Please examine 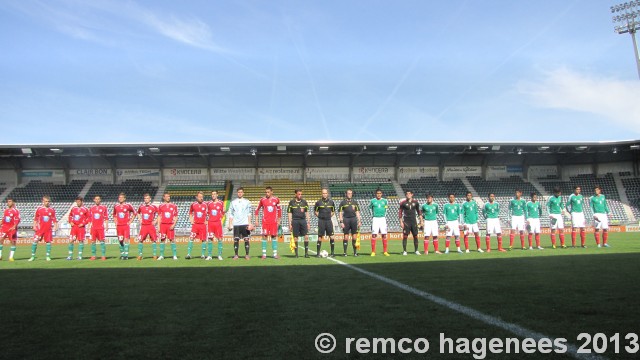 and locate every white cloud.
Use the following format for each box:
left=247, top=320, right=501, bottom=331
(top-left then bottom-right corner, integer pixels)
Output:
left=7, top=0, right=225, bottom=52
left=519, top=68, right=640, bottom=134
